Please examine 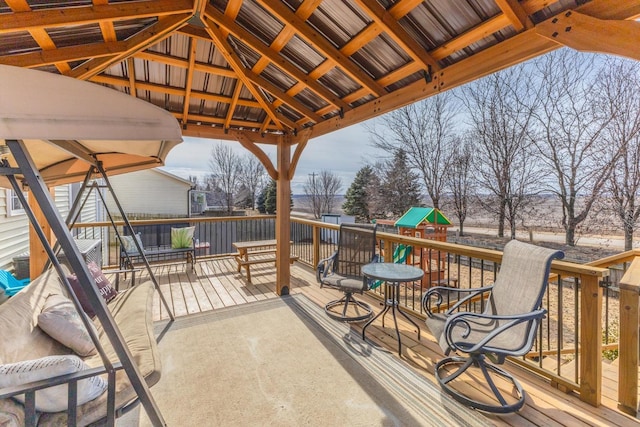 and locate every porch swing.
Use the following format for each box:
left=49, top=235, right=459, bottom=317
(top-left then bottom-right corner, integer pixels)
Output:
left=0, top=64, right=182, bottom=426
